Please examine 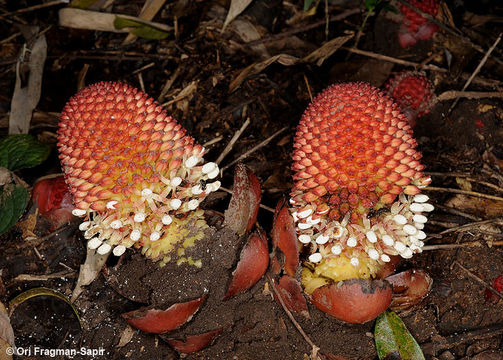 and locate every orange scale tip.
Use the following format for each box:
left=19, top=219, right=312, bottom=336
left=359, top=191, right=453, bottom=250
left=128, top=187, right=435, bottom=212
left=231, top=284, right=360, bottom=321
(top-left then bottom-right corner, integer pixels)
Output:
left=401, top=169, right=416, bottom=178
left=348, top=181, right=358, bottom=193
left=385, top=159, right=400, bottom=169
left=386, top=172, right=402, bottom=183
left=304, top=179, right=319, bottom=189
left=306, top=166, right=319, bottom=175
left=90, top=201, right=106, bottom=211
left=314, top=173, right=328, bottom=184
left=420, top=176, right=432, bottom=186
left=378, top=181, right=393, bottom=192
left=389, top=185, right=403, bottom=195
left=361, top=198, right=376, bottom=208
left=400, top=156, right=414, bottom=165
left=88, top=172, right=104, bottom=183
left=395, top=177, right=412, bottom=186
left=404, top=185, right=421, bottom=195
left=395, top=164, right=409, bottom=173
left=303, top=192, right=318, bottom=203
left=393, top=152, right=406, bottom=161
left=315, top=203, right=330, bottom=214
left=96, top=189, right=114, bottom=200
left=328, top=209, right=340, bottom=220
left=292, top=163, right=305, bottom=171
left=77, top=182, right=94, bottom=192
left=312, top=185, right=327, bottom=197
